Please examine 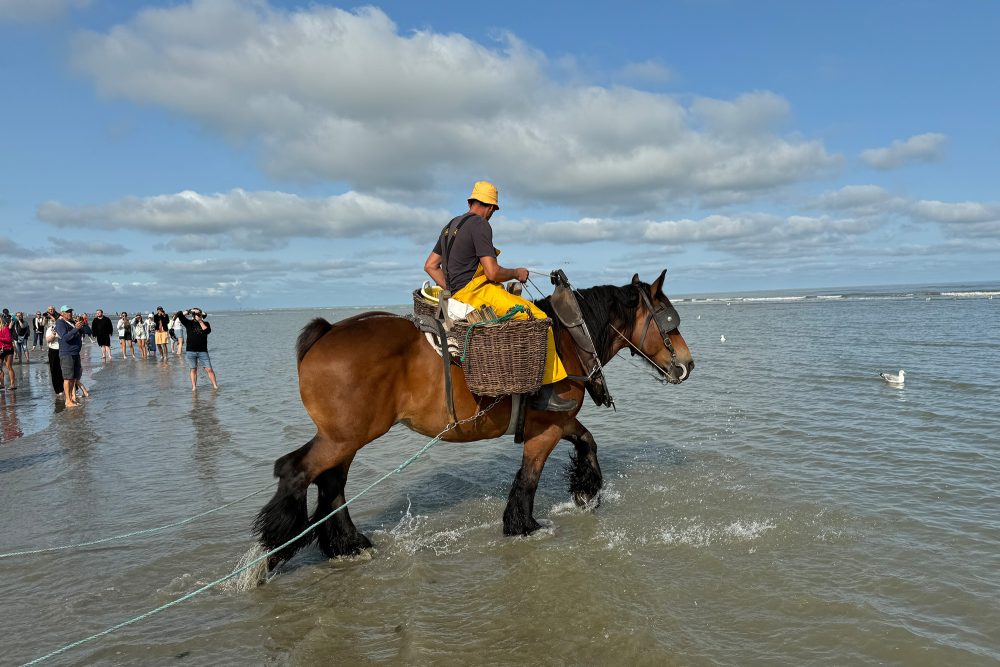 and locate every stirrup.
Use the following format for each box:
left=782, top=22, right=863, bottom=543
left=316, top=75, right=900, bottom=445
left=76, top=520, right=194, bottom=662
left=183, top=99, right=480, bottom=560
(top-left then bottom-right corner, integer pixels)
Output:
left=530, top=384, right=577, bottom=412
